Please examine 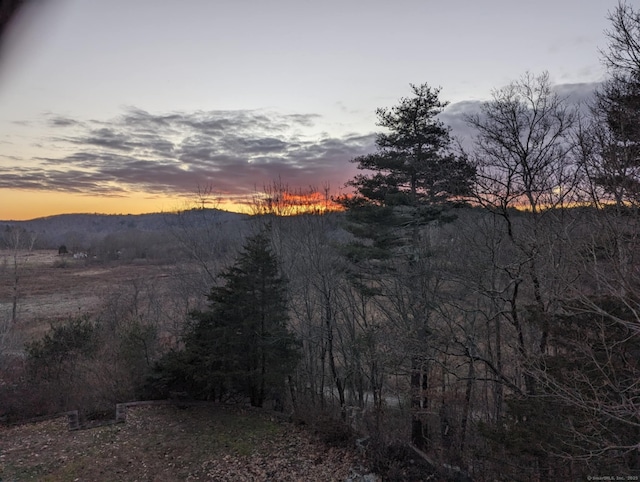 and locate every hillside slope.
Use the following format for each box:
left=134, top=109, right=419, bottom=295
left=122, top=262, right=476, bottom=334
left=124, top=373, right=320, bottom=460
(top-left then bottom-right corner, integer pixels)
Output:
left=0, top=404, right=369, bottom=481
left=0, top=209, right=248, bottom=249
